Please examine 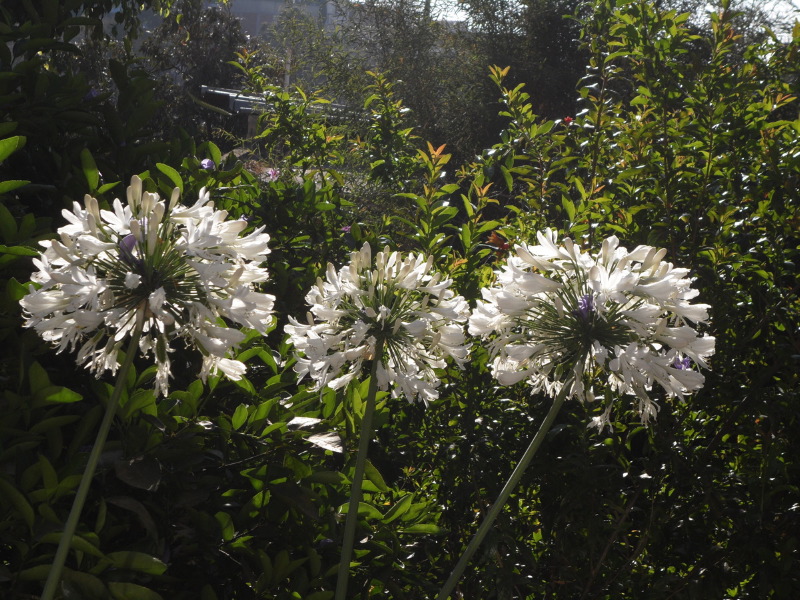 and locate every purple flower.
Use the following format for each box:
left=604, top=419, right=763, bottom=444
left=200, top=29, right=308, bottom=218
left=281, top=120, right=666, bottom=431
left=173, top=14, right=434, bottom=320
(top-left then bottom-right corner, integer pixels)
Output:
left=672, top=356, right=692, bottom=370
left=119, top=234, right=138, bottom=266
left=341, top=225, right=352, bottom=233
left=200, top=159, right=216, bottom=171
left=574, top=294, right=595, bottom=321
left=265, top=167, right=279, bottom=182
